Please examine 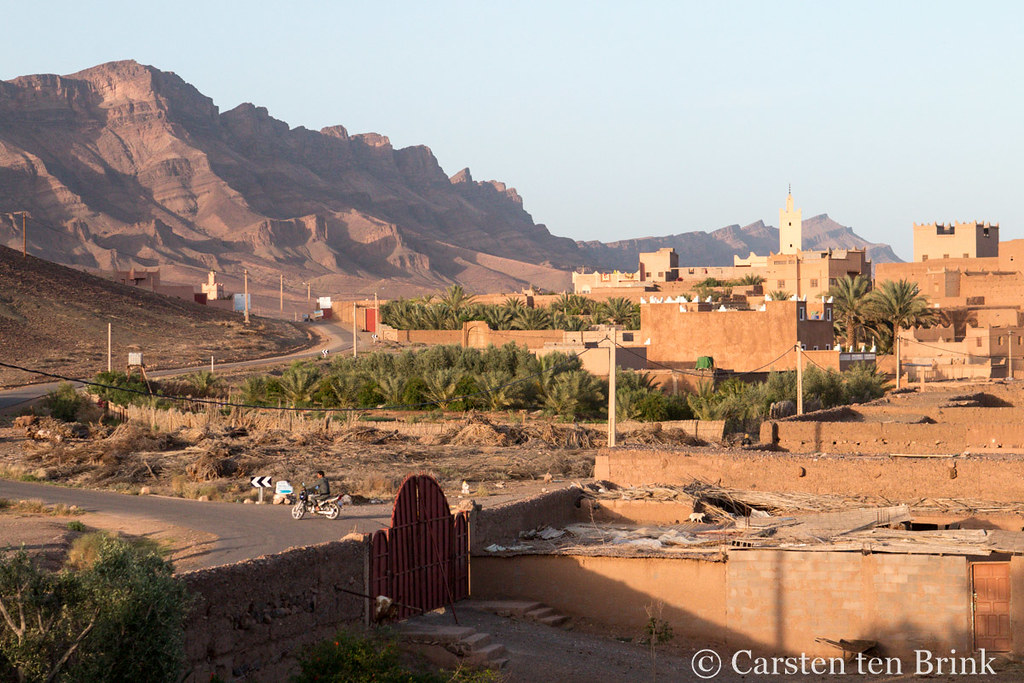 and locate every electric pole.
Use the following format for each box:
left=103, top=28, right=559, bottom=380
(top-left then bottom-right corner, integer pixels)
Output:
left=796, top=343, right=804, bottom=415
left=279, top=274, right=283, bottom=312
left=107, top=323, right=112, bottom=373
left=243, top=270, right=250, bottom=325
left=352, top=302, right=358, bottom=358
left=895, top=332, right=901, bottom=390
left=605, top=339, right=617, bottom=447
left=1010, top=330, right=1015, bottom=381
left=20, top=212, right=26, bottom=259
